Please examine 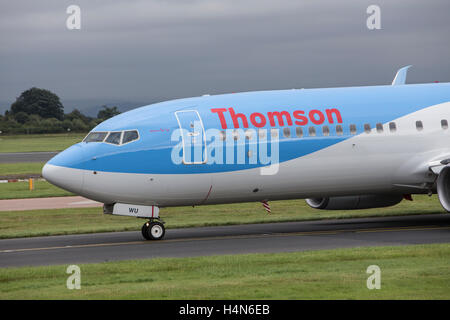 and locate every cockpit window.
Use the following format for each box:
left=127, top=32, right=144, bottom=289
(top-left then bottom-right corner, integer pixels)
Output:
left=83, top=129, right=139, bottom=145
left=122, top=130, right=139, bottom=144
left=83, top=132, right=108, bottom=143
left=105, top=132, right=122, bottom=145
